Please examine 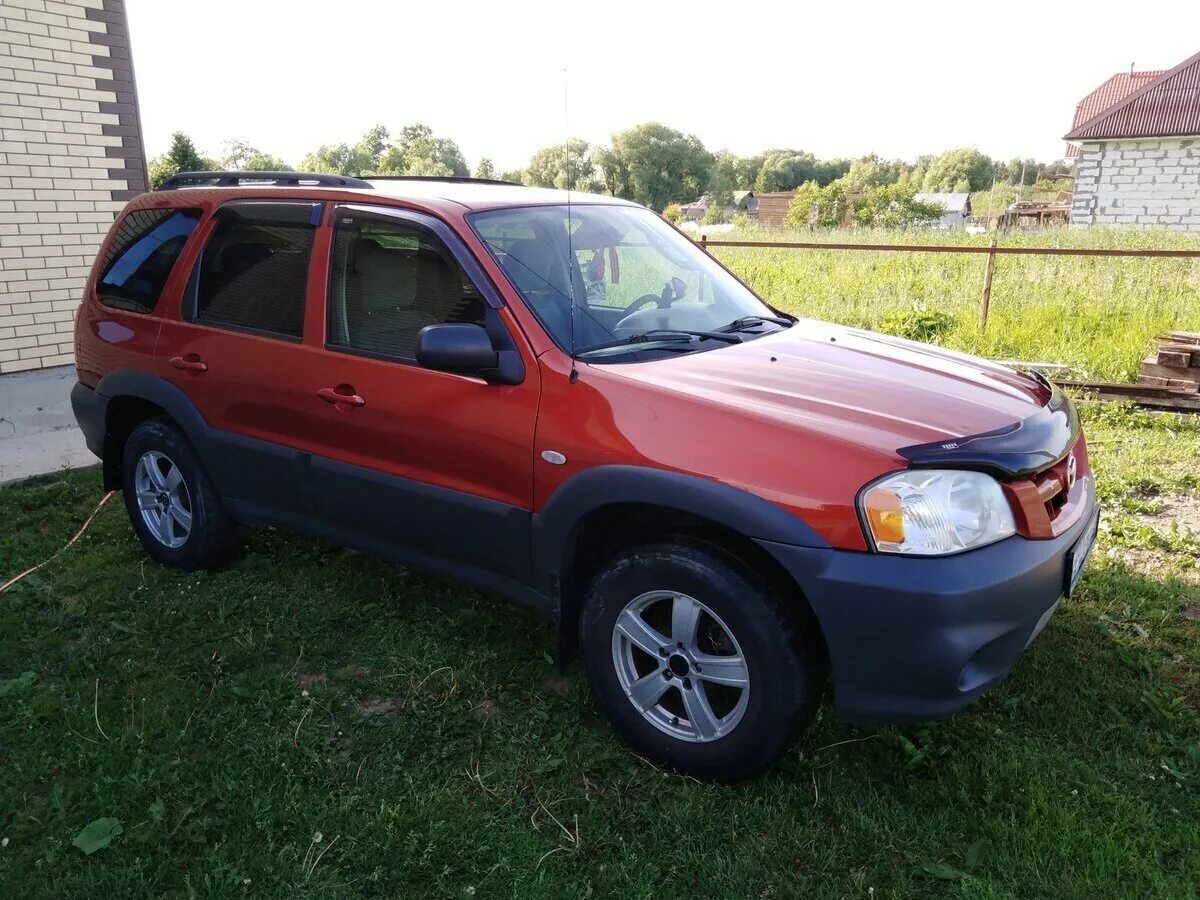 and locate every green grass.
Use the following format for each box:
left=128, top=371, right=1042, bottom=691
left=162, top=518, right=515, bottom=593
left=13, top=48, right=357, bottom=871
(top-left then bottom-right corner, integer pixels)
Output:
left=711, top=227, right=1200, bottom=381
left=1, top=402, right=1198, bottom=897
